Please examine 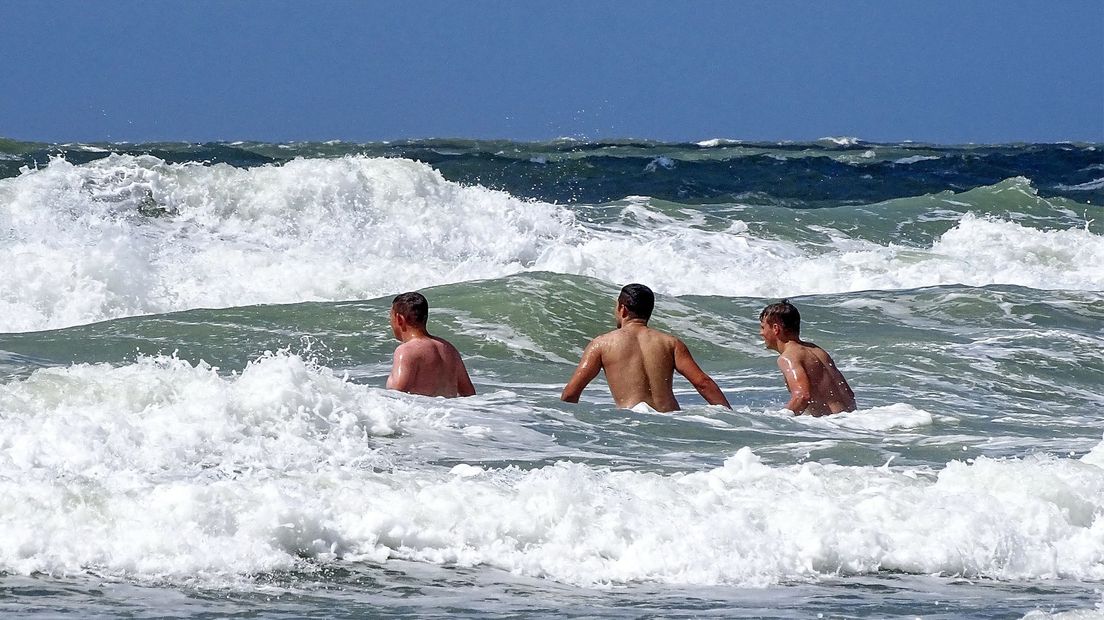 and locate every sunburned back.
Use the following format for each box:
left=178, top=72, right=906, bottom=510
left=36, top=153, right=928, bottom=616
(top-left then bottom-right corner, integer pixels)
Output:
left=784, top=341, right=856, bottom=415
left=393, top=337, right=466, bottom=397
left=598, top=326, right=680, bottom=411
